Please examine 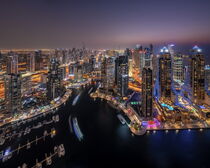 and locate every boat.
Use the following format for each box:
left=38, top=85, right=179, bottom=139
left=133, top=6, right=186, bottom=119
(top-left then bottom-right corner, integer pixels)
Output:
left=45, top=120, right=53, bottom=125
left=72, top=118, right=84, bottom=141
left=58, top=144, right=65, bottom=157
left=0, top=136, right=5, bottom=145
left=88, top=87, right=93, bottom=94
left=33, top=122, right=42, bottom=129
left=72, top=93, right=82, bottom=106
left=117, top=114, right=126, bottom=125
left=35, top=159, right=42, bottom=168
left=68, top=116, right=73, bottom=133
left=45, top=153, right=52, bottom=166
left=22, top=163, right=27, bottom=168
left=52, top=115, right=59, bottom=122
